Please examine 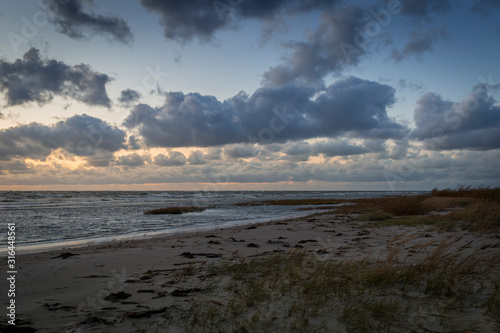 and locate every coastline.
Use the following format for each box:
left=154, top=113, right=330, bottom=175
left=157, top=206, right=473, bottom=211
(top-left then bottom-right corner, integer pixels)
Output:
left=10, top=209, right=318, bottom=255
left=4, top=205, right=500, bottom=332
